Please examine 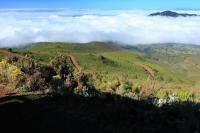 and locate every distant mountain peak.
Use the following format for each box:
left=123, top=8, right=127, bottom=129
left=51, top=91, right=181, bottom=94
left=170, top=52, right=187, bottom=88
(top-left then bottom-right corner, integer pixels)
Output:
left=149, top=10, right=198, bottom=17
